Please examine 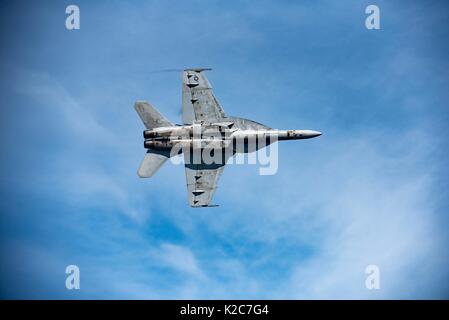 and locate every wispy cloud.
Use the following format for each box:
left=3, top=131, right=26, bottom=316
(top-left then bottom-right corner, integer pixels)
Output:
left=156, top=243, right=204, bottom=279
left=11, top=69, right=150, bottom=222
